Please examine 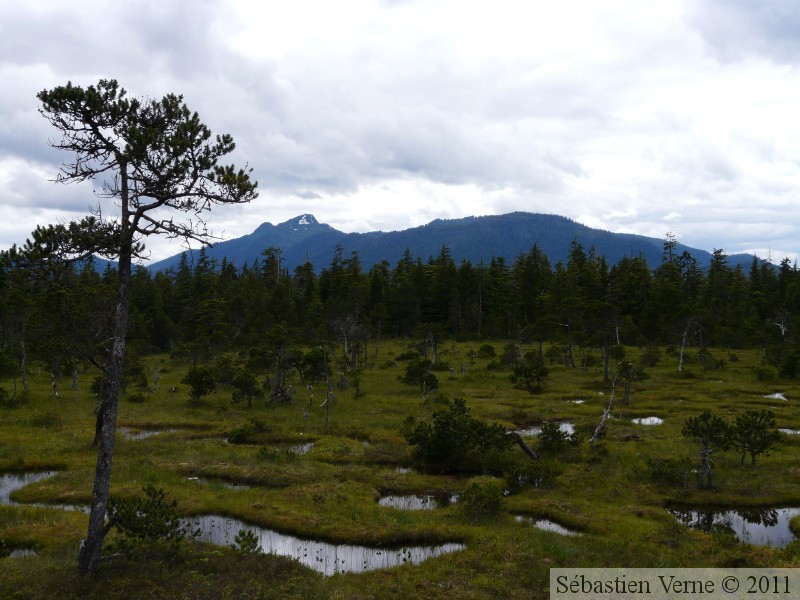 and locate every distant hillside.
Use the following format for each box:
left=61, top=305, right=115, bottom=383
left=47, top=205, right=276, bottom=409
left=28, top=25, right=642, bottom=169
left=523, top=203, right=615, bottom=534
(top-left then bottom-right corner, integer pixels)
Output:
left=147, top=212, right=759, bottom=273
